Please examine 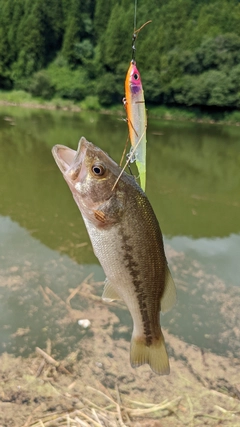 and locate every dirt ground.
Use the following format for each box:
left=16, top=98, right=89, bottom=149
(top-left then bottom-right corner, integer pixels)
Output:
left=1, top=290, right=240, bottom=427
